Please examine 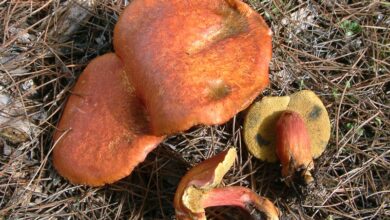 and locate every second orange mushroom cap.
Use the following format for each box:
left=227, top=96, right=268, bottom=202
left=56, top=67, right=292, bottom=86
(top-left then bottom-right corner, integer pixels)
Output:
left=114, top=0, right=272, bottom=135
left=53, top=54, right=164, bottom=186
